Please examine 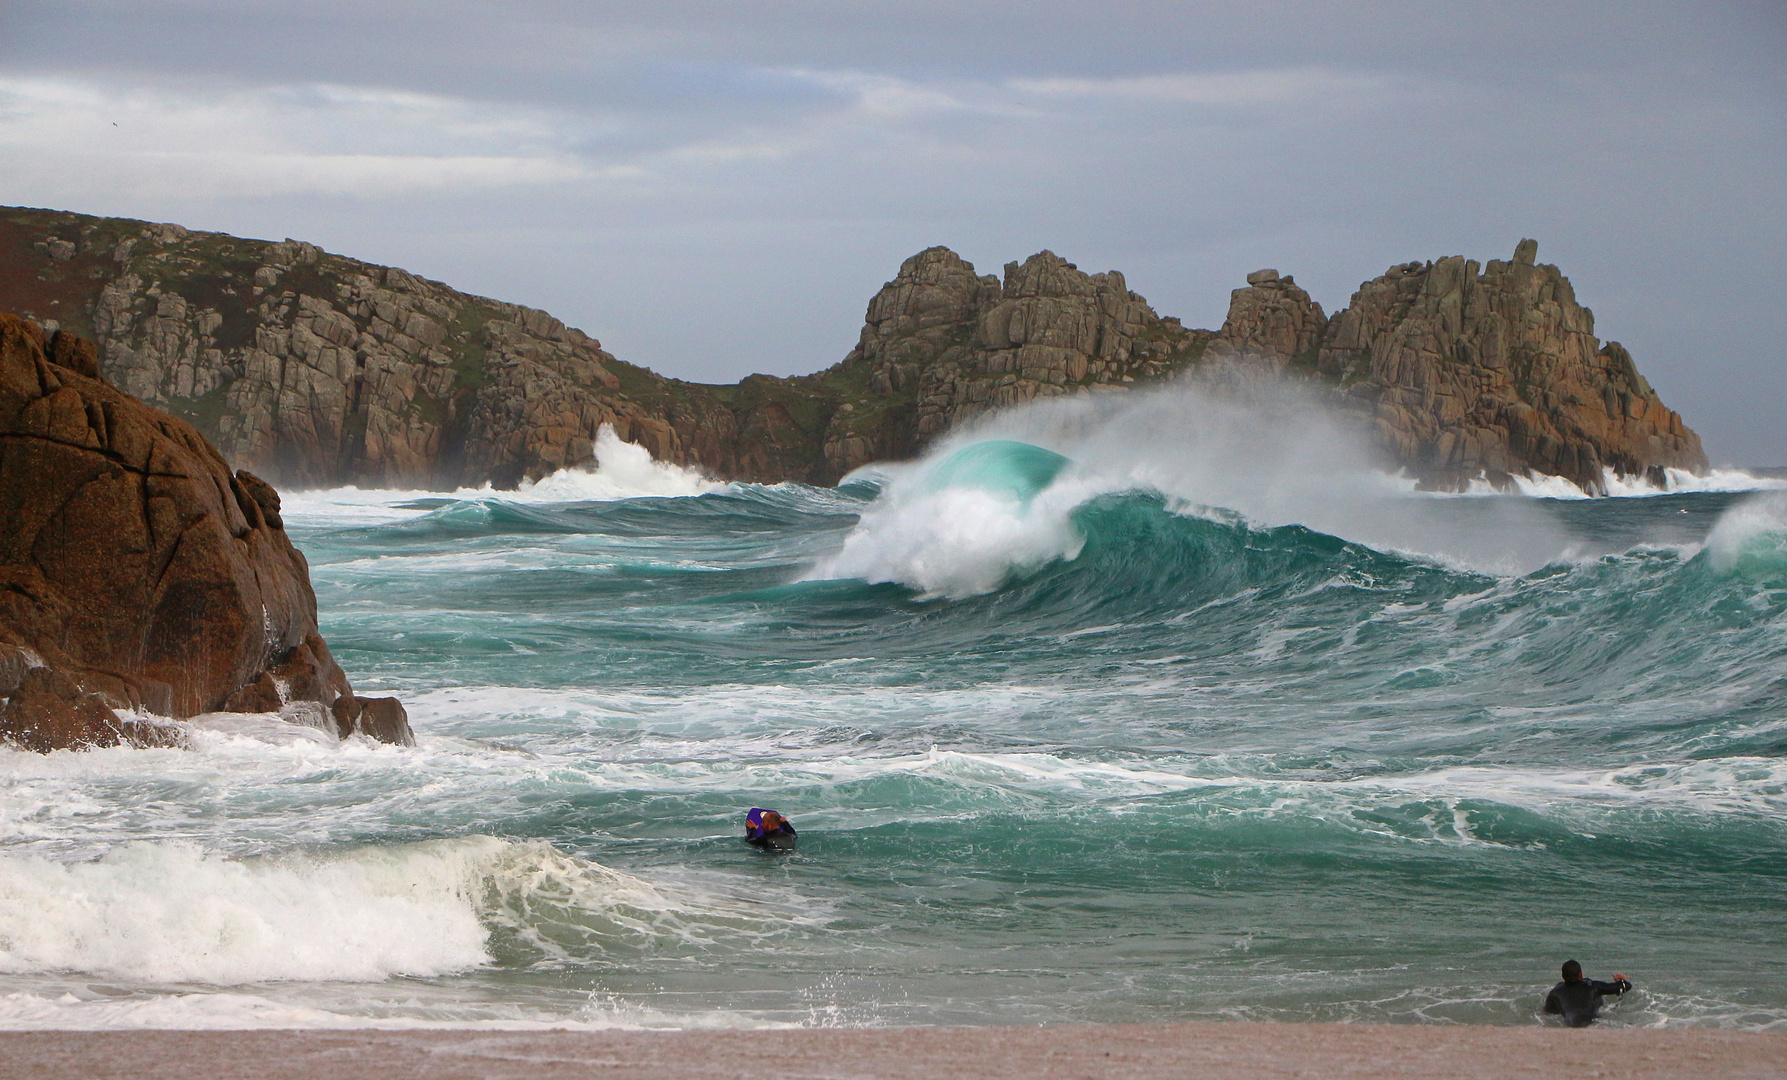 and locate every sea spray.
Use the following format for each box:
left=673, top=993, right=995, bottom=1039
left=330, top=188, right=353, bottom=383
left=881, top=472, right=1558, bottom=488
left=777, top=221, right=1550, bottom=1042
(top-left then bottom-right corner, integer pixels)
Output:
left=810, top=383, right=1577, bottom=597
left=3, top=411, right=1784, bottom=1029
left=519, top=425, right=724, bottom=501
left=962, top=382, right=1580, bottom=573
left=1706, top=491, right=1787, bottom=577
